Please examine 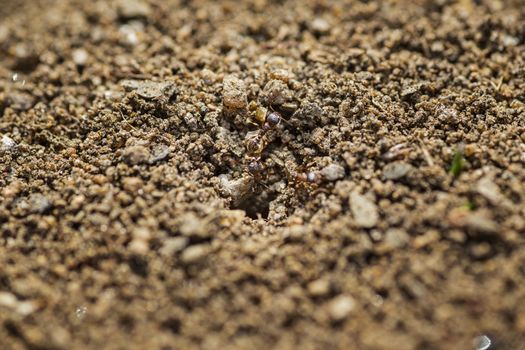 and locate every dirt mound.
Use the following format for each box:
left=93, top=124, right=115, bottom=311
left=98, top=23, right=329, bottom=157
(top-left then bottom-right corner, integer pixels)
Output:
left=1, top=0, right=525, bottom=349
